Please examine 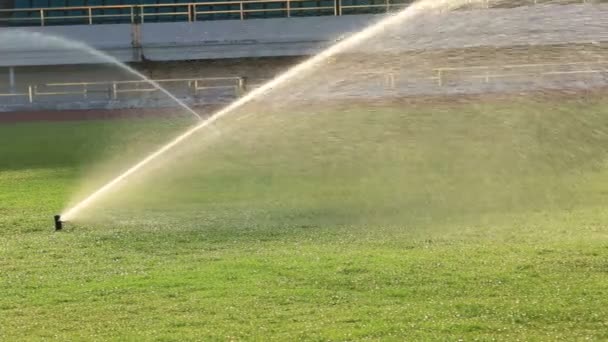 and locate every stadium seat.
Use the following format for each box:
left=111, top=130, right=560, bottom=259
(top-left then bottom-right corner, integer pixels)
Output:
left=7, top=0, right=396, bottom=26
left=65, top=0, right=86, bottom=25
left=175, top=0, right=189, bottom=22
left=101, top=0, right=123, bottom=23
left=118, top=0, right=140, bottom=24
left=141, top=0, right=160, bottom=23
left=86, top=0, right=104, bottom=24
left=12, top=0, right=31, bottom=26
left=45, top=0, right=65, bottom=25
left=157, top=0, right=177, bottom=23
left=32, top=0, right=49, bottom=6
